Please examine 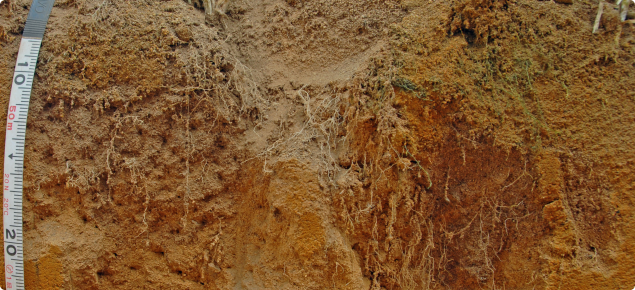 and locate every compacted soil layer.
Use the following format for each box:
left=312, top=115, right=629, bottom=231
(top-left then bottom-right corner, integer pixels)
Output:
left=0, top=0, right=634, bottom=289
